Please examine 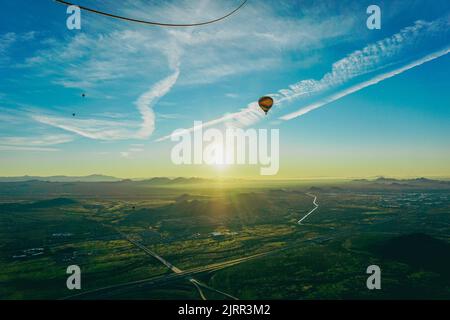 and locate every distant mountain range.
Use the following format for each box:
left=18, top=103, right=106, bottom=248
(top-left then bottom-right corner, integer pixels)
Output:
left=0, top=175, right=212, bottom=184
left=0, top=174, right=121, bottom=182
left=136, top=177, right=211, bottom=185
left=0, top=175, right=448, bottom=200
left=354, top=176, right=448, bottom=183
left=0, top=175, right=448, bottom=185
left=351, top=176, right=450, bottom=188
